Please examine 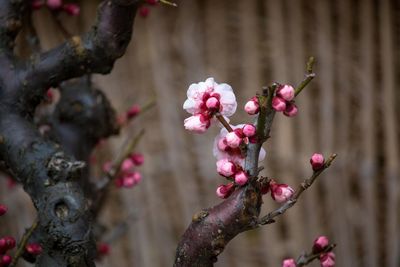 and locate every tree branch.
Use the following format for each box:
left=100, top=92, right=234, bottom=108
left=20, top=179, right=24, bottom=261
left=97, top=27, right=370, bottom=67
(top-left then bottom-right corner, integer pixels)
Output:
left=258, top=154, right=337, bottom=225
left=16, top=0, right=142, bottom=115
